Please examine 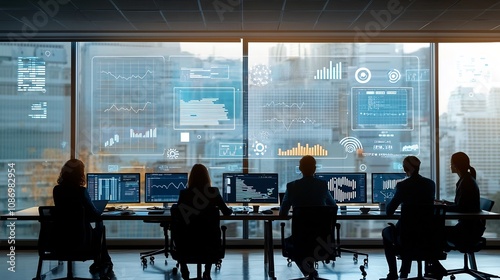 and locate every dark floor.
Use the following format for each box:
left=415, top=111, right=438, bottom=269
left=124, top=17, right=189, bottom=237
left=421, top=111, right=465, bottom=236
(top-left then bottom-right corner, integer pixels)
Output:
left=1, top=248, right=499, bottom=279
